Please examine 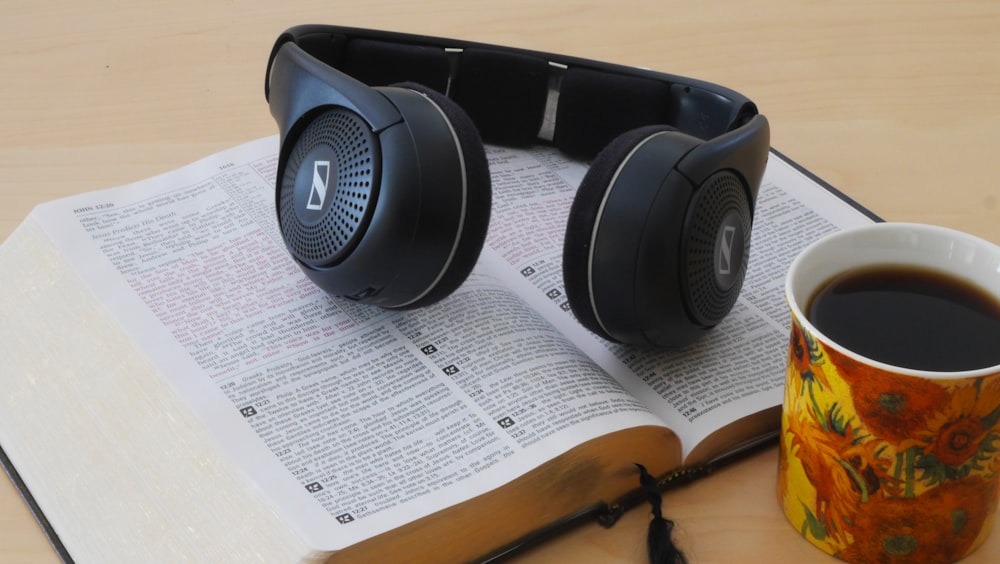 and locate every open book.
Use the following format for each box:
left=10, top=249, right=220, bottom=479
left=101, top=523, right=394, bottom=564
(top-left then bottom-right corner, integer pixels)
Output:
left=0, top=137, right=876, bottom=562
